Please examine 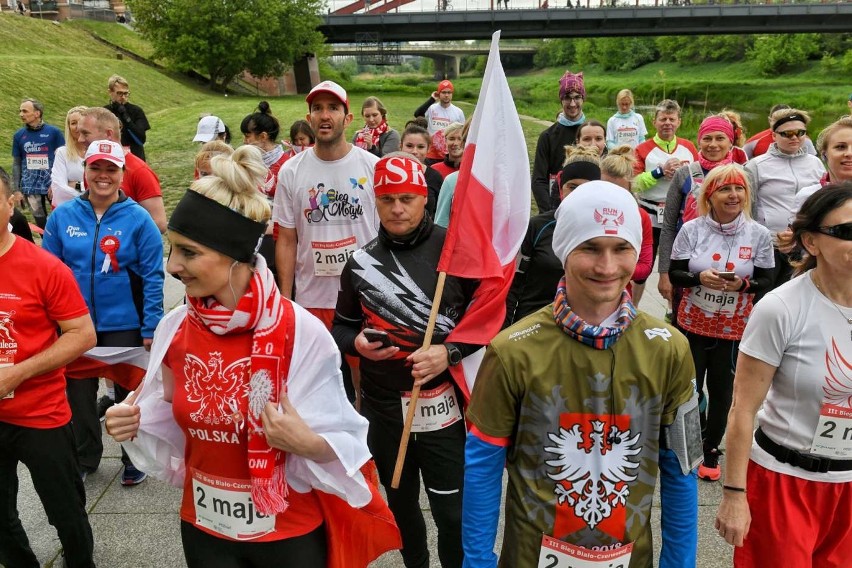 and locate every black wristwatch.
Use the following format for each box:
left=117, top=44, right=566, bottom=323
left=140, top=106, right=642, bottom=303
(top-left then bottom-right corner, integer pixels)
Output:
left=446, top=343, right=463, bottom=367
